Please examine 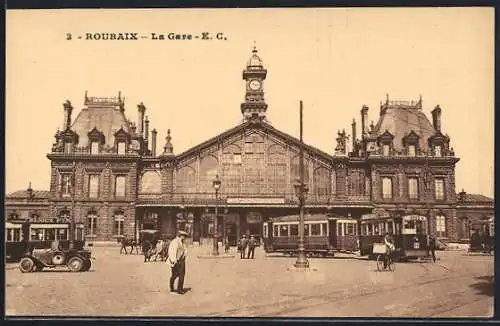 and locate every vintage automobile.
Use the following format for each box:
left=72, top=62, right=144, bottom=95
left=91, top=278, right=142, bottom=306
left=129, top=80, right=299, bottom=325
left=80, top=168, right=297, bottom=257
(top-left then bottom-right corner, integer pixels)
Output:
left=19, top=241, right=93, bottom=273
